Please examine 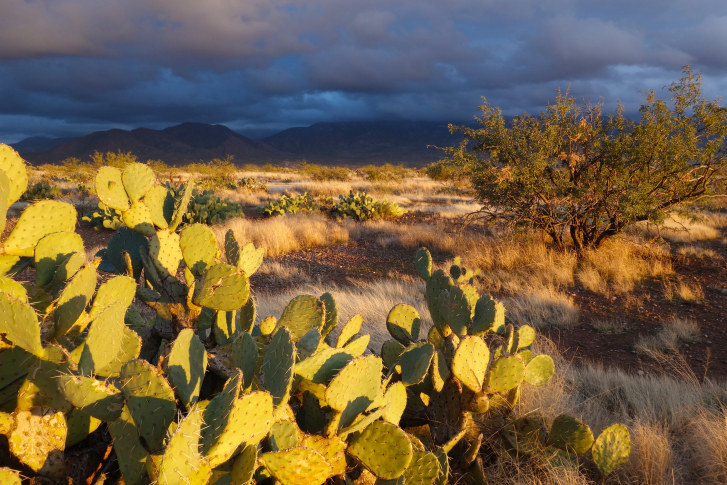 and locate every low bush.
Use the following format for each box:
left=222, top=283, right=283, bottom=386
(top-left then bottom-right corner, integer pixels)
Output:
left=334, top=190, right=406, bottom=221
left=260, top=192, right=319, bottom=216
left=21, top=180, right=62, bottom=201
